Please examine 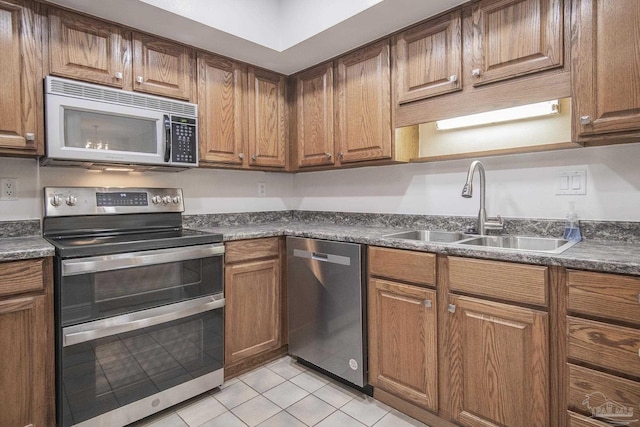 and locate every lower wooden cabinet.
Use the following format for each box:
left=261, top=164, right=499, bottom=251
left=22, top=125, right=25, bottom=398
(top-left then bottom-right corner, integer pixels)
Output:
left=368, top=278, right=437, bottom=411
left=224, top=238, right=285, bottom=377
left=0, top=258, right=54, bottom=427
left=447, top=294, right=549, bottom=426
